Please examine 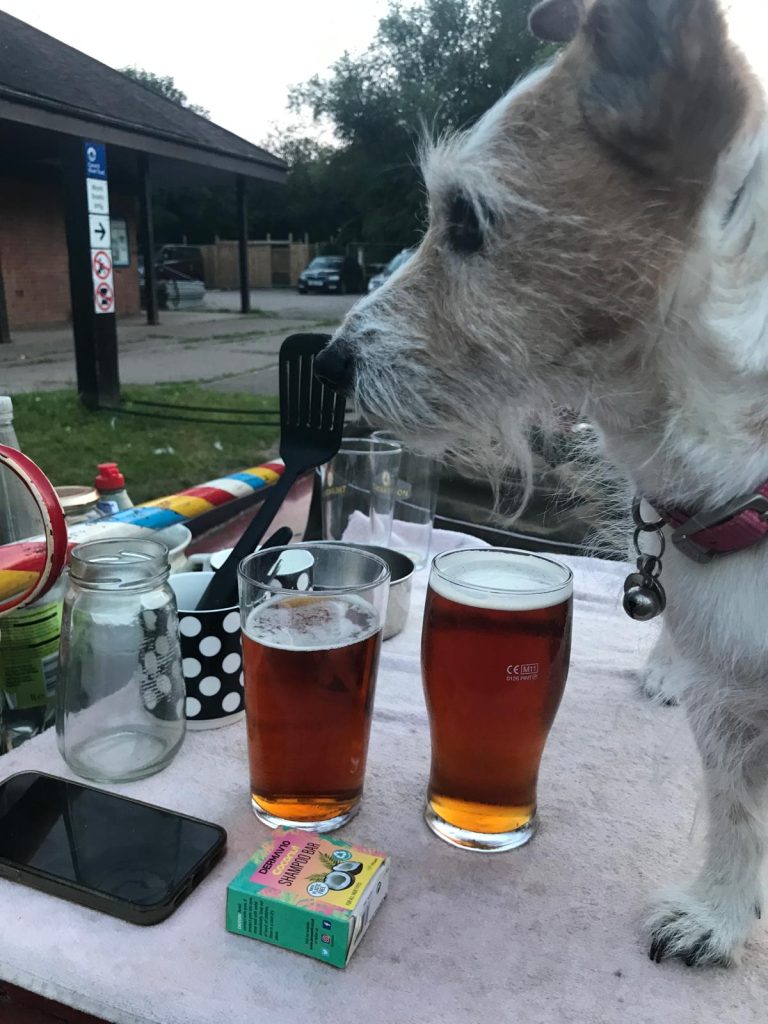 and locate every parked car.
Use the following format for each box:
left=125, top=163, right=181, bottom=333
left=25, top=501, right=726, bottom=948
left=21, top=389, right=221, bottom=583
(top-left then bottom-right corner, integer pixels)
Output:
left=297, top=256, right=364, bottom=295
left=367, top=249, right=414, bottom=293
